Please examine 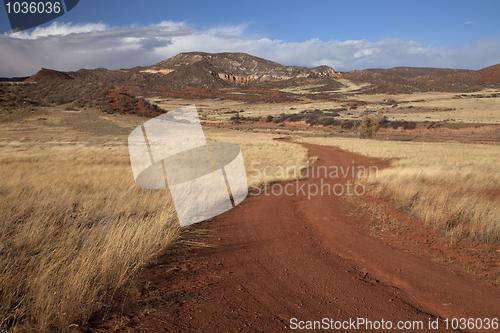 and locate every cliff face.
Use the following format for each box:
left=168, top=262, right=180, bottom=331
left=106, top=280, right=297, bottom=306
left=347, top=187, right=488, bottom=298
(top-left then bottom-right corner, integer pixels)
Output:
left=211, top=66, right=341, bottom=84
left=141, top=69, right=175, bottom=75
